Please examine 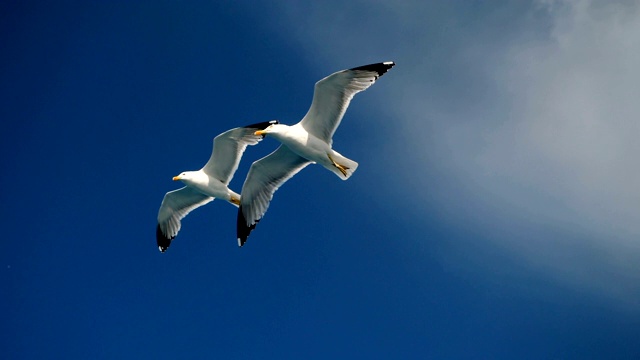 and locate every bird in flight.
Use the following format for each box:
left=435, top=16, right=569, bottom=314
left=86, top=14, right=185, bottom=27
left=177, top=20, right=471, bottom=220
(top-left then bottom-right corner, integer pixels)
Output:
left=237, top=61, right=395, bottom=246
left=156, top=120, right=277, bottom=252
